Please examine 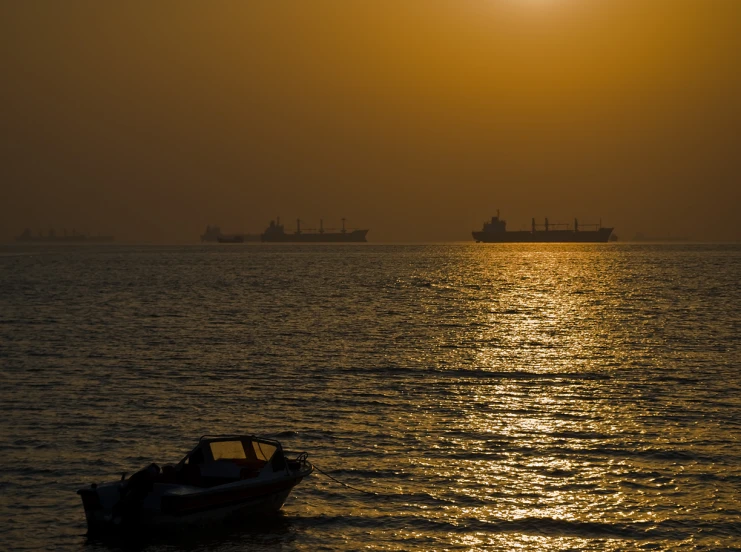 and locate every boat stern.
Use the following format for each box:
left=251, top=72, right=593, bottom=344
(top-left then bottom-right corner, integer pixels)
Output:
left=77, top=481, right=125, bottom=530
